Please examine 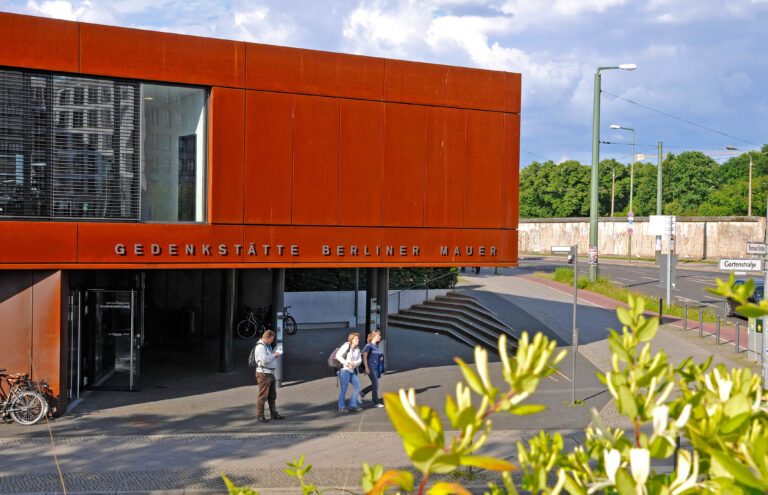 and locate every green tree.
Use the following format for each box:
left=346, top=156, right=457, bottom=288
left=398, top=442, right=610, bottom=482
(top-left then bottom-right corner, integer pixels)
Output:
left=519, top=160, right=591, bottom=218
left=662, top=151, right=719, bottom=215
